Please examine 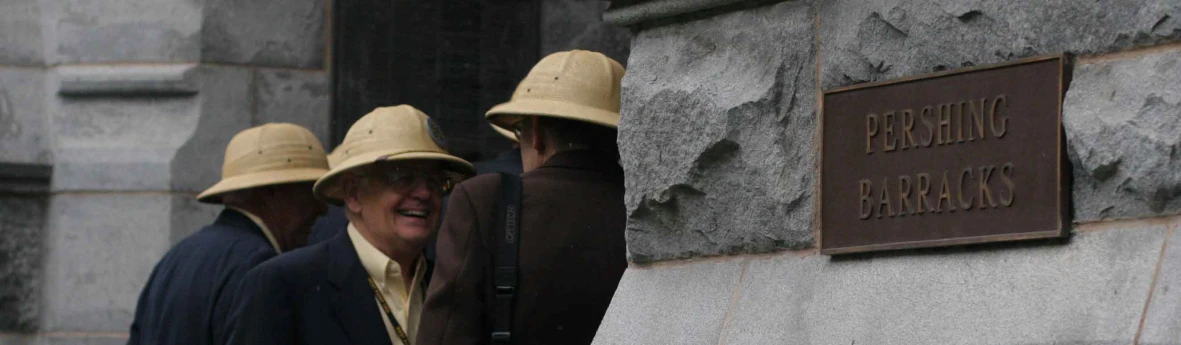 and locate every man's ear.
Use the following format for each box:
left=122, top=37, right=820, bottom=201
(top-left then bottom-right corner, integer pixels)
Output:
left=528, top=117, right=547, bottom=155
left=341, top=174, right=364, bottom=214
